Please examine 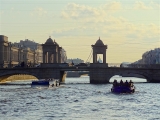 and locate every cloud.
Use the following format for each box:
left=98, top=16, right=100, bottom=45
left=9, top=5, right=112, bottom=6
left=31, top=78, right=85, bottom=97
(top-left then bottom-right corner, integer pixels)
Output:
left=102, top=1, right=122, bottom=11
left=61, top=3, right=102, bottom=19
left=50, top=26, right=92, bottom=38
left=61, top=2, right=122, bottom=20
left=151, top=1, right=160, bottom=9
left=54, top=1, right=160, bottom=55
left=133, top=1, right=152, bottom=10
left=31, top=7, right=47, bottom=17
